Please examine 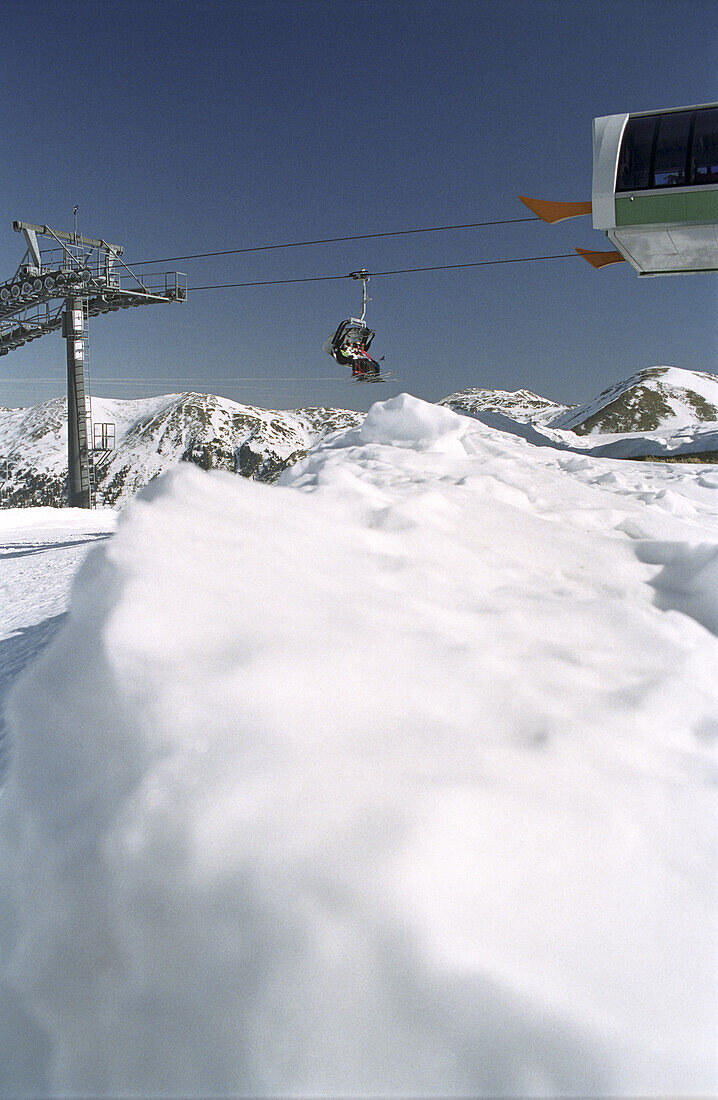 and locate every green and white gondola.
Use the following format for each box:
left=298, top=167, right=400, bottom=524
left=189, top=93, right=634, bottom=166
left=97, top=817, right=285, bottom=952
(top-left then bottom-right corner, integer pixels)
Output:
left=521, top=102, right=718, bottom=276
left=593, top=103, right=718, bottom=275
